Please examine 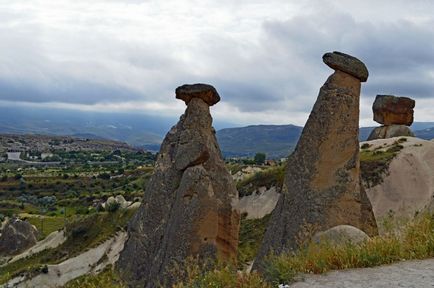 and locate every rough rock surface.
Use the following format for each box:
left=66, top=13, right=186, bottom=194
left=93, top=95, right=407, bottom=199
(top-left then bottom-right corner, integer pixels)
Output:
left=117, top=84, right=239, bottom=288
left=236, top=186, right=280, bottom=219
left=9, top=230, right=66, bottom=264
left=312, top=225, right=370, bottom=246
left=372, top=95, right=415, bottom=126
left=367, top=125, right=415, bottom=141
left=362, top=137, right=434, bottom=234
left=253, top=52, right=377, bottom=271
left=322, top=51, right=369, bottom=82
left=0, top=218, right=38, bottom=256
left=175, top=83, right=220, bottom=106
